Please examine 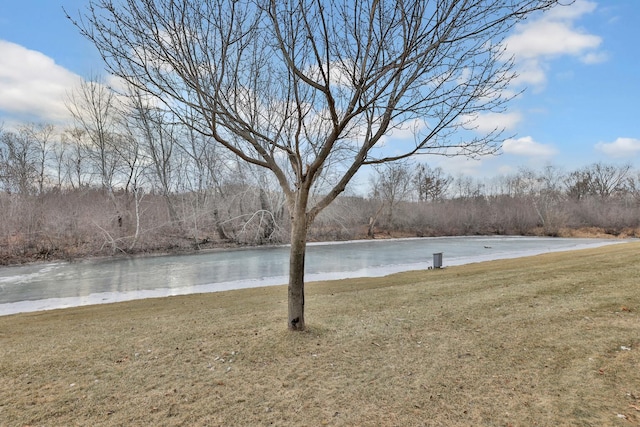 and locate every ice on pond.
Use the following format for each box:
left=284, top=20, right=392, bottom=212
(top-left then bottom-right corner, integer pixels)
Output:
left=0, top=236, right=627, bottom=316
